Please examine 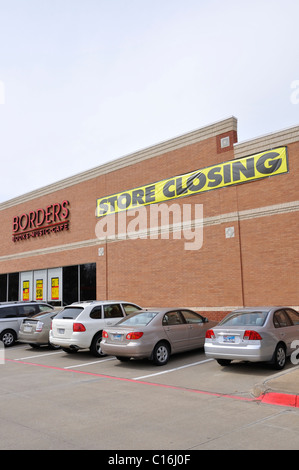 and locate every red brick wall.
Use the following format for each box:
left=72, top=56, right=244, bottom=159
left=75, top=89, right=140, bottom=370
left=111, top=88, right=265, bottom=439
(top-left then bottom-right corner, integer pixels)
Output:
left=0, top=129, right=298, bottom=322
left=235, top=141, right=299, bottom=308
